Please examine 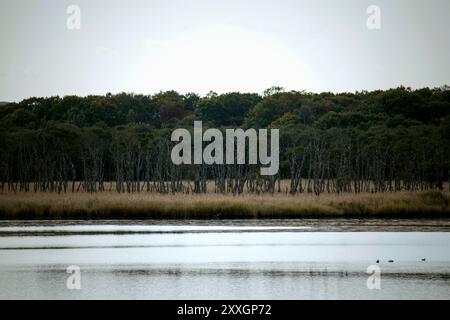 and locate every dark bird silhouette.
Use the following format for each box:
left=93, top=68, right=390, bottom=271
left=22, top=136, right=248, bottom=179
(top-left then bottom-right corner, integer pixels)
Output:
left=376, top=260, right=379, bottom=263
left=388, top=260, right=394, bottom=263
left=421, top=258, right=426, bottom=262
